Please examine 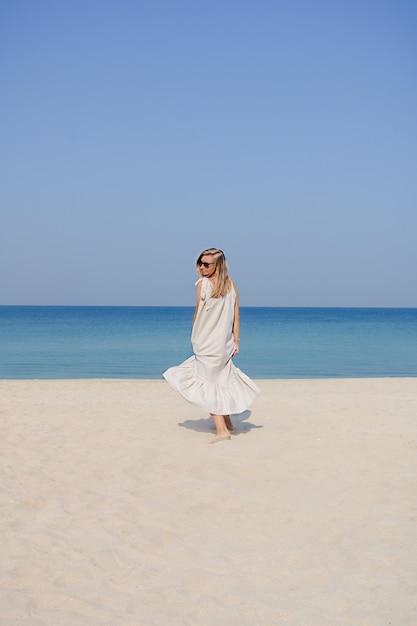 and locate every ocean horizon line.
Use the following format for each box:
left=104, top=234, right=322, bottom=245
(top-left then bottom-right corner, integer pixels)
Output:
left=1, top=304, right=417, bottom=310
